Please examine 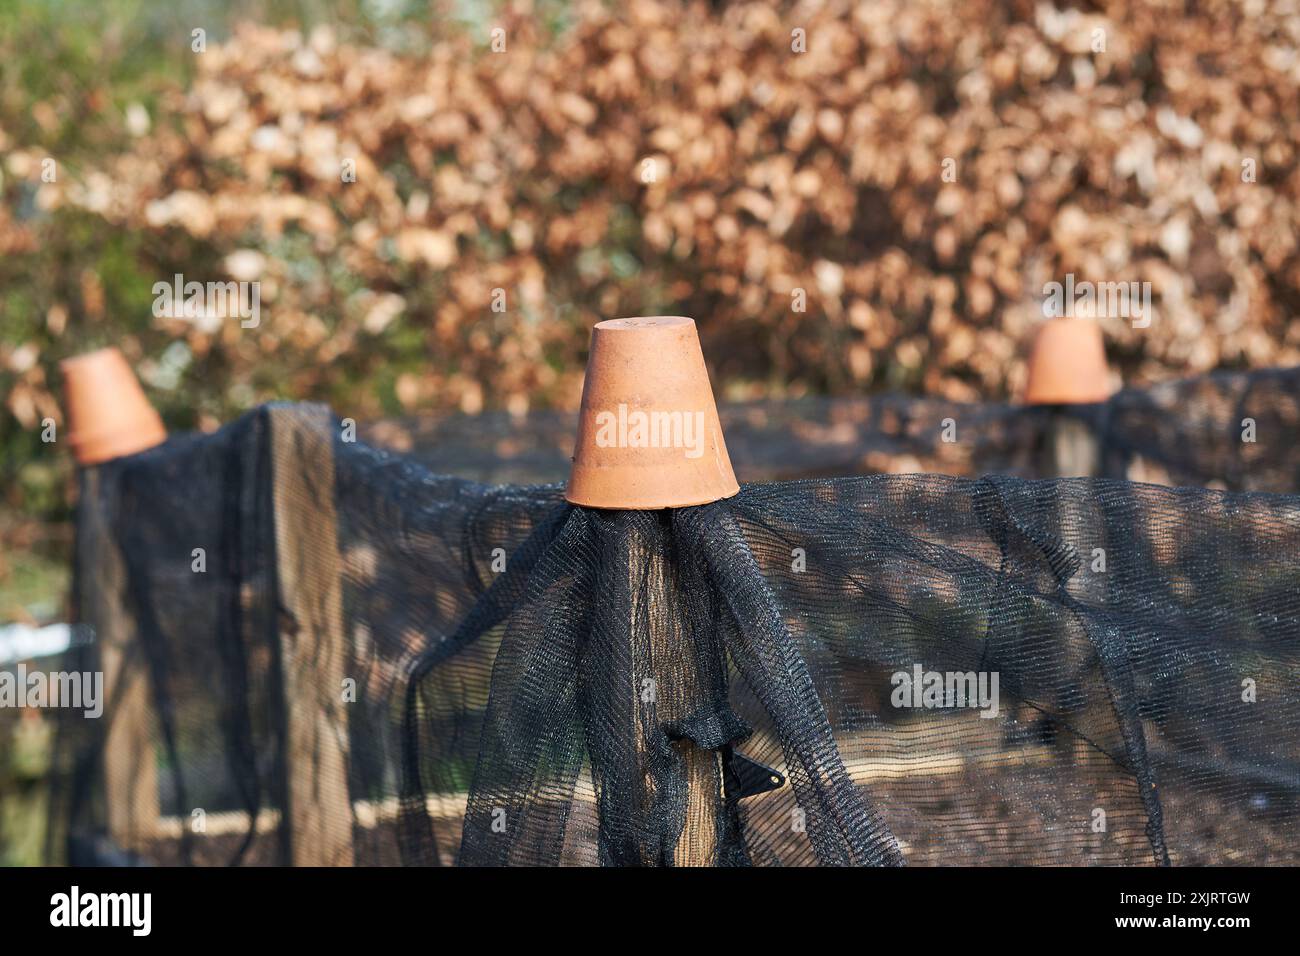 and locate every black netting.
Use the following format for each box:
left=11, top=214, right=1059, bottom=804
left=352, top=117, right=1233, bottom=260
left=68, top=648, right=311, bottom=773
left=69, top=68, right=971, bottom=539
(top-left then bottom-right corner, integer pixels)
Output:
left=363, top=366, right=1300, bottom=492
left=50, top=372, right=1300, bottom=866
left=51, top=410, right=284, bottom=865
left=1093, top=366, right=1300, bottom=491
